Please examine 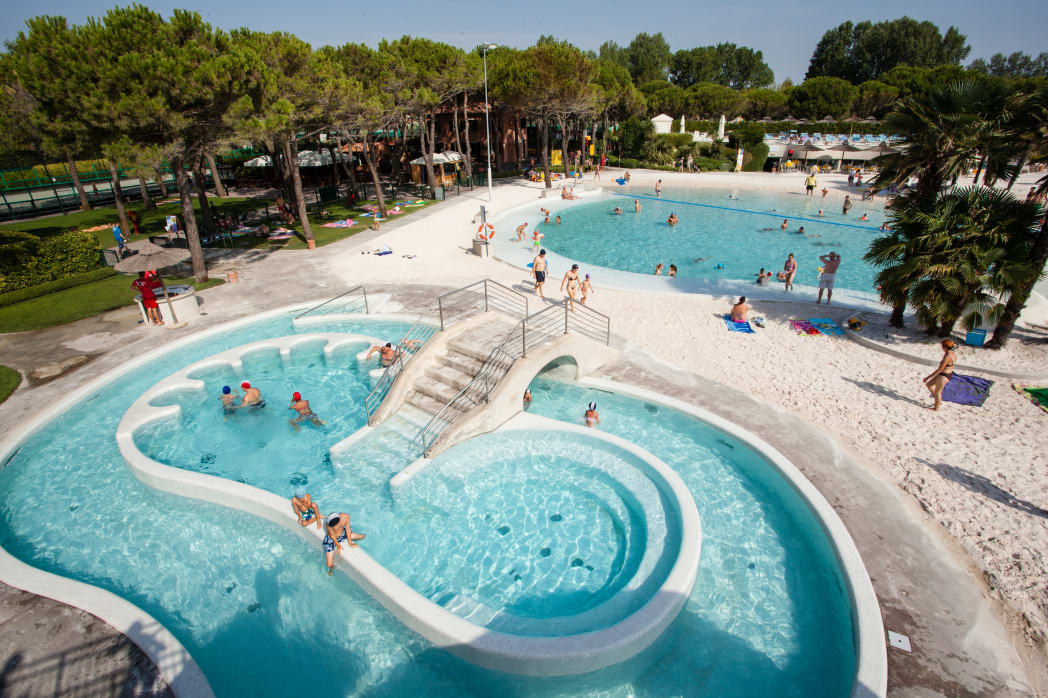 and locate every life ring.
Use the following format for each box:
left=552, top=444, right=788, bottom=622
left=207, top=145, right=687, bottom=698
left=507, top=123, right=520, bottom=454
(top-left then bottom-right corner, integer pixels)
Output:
left=477, top=222, right=495, bottom=240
